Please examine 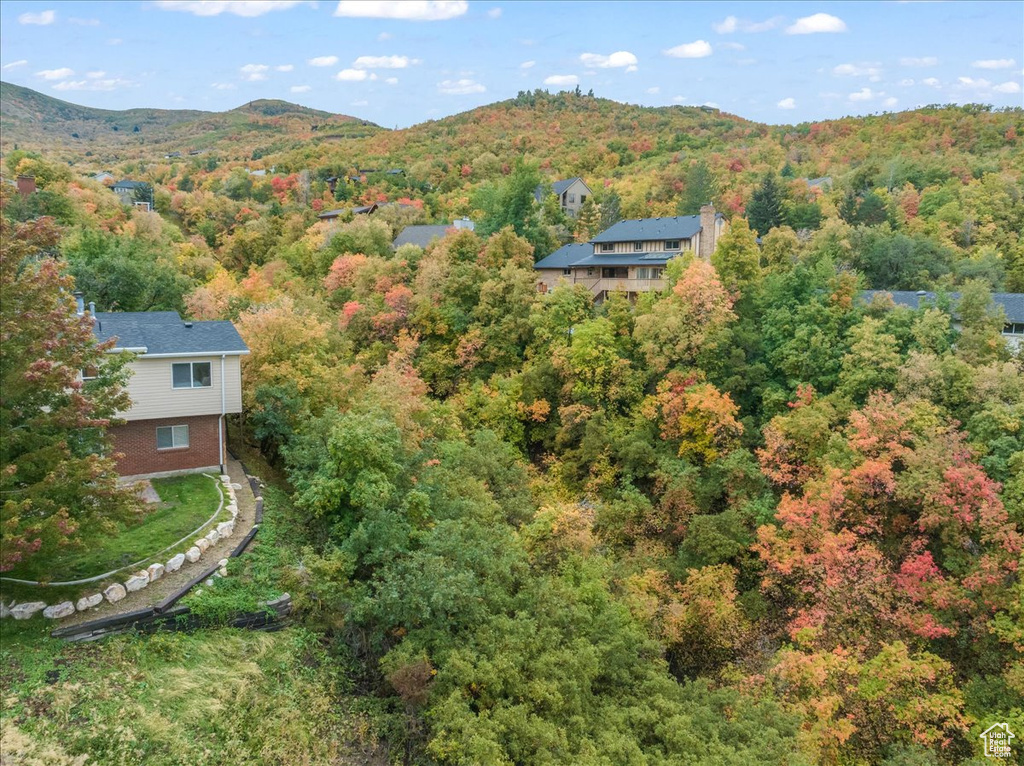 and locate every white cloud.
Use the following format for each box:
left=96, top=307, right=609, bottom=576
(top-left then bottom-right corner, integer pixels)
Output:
left=664, top=40, right=713, bottom=59
left=785, top=13, right=847, bottom=35
left=351, top=99, right=369, bottom=106
left=702, top=101, right=719, bottom=109
left=240, top=63, right=270, bottom=81
left=19, top=9, right=55, bottom=25
left=579, top=51, right=637, bottom=69
left=2, top=60, right=28, bottom=71
left=308, top=55, right=339, bottom=67
left=53, top=77, right=135, bottom=92
left=719, top=42, right=746, bottom=51
left=438, top=78, right=486, bottom=94
left=290, top=84, right=312, bottom=93
left=994, top=81, right=1022, bottom=94
left=712, top=15, right=779, bottom=33
left=487, top=7, right=501, bottom=18
left=848, top=87, right=876, bottom=102
left=86, top=70, right=106, bottom=78
left=833, top=62, right=883, bottom=81
left=211, top=82, right=237, bottom=90
left=385, top=77, right=399, bottom=85
left=36, top=68, right=74, bottom=80
left=883, top=97, right=898, bottom=108
left=625, top=65, right=638, bottom=73
left=777, top=97, right=796, bottom=109
left=154, top=1, right=307, bottom=17
left=543, top=74, right=579, bottom=86
left=646, top=86, right=660, bottom=95
left=352, top=55, right=419, bottom=69
left=377, top=32, right=393, bottom=40
left=335, top=68, right=369, bottom=81
left=899, top=78, right=915, bottom=86
left=922, top=77, right=940, bottom=87
left=972, top=58, right=1016, bottom=70
left=672, top=96, right=686, bottom=104
left=334, top=1, right=468, bottom=21
left=520, top=60, right=536, bottom=69
left=276, top=64, right=294, bottom=72
left=68, top=17, right=101, bottom=26
left=900, top=56, right=938, bottom=67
